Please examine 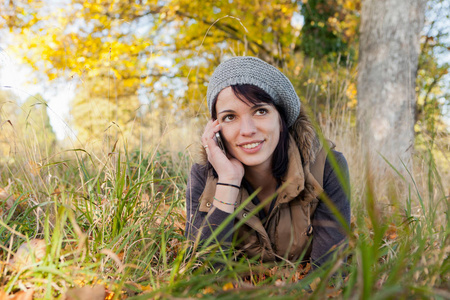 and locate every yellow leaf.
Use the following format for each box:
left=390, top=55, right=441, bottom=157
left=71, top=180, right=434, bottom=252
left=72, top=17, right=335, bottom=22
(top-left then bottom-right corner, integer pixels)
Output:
left=222, top=282, right=234, bottom=291
left=202, top=287, right=214, bottom=294
left=309, top=277, right=321, bottom=291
